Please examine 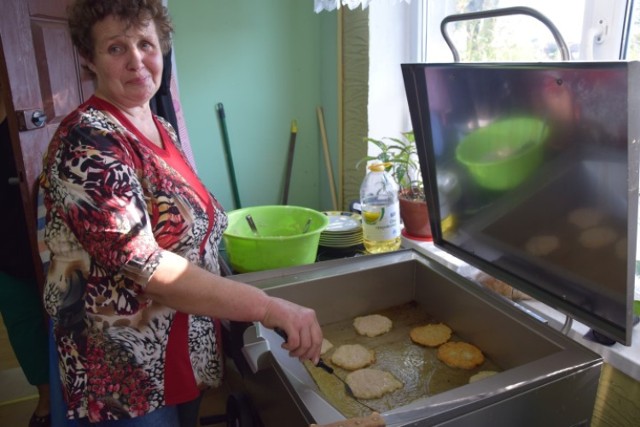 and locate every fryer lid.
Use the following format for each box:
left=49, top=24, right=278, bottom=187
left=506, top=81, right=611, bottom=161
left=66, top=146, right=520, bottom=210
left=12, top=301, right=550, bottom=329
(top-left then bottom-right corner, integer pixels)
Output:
left=402, top=61, right=640, bottom=344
